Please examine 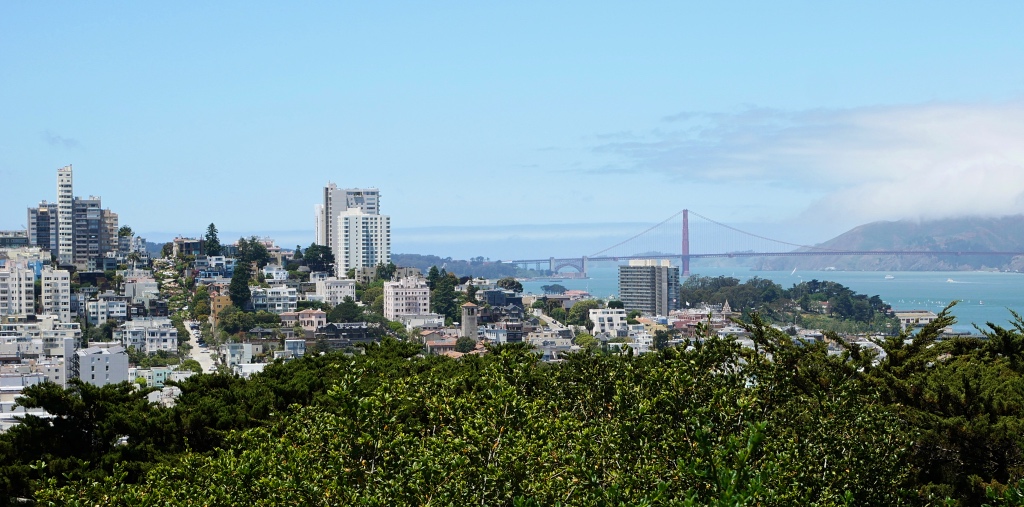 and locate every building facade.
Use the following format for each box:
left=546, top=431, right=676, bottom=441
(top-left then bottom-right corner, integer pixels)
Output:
left=383, top=276, right=430, bottom=321
left=57, top=165, right=74, bottom=265
left=41, top=268, right=72, bottom=323
left=589, top=307, right=628, bottom=335
left=315, top=184, right=380, bottom=248
left=114, top=317, right=178, bottom=354
left=333, top=208, right=391, bottom=277
left=618, top=259, right=680, bottom=317
left=0, top=262, right=35, bottom=318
